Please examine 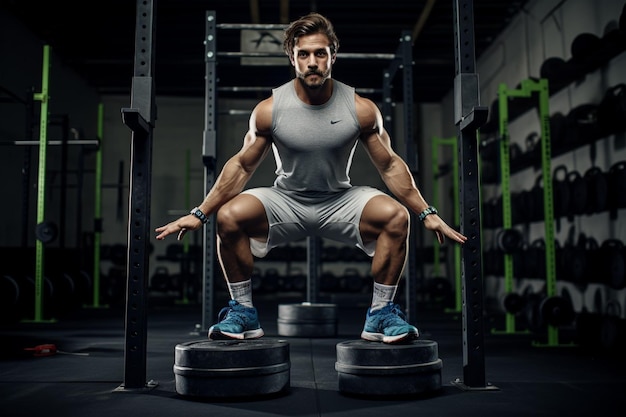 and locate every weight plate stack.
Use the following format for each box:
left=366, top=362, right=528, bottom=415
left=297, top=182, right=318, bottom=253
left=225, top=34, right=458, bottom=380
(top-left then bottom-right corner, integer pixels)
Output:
left=335, top=339, right=443, bottom=397
left=173, top=339, right=290, bottom=398
left=277, top=302, right=338, bottom=337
